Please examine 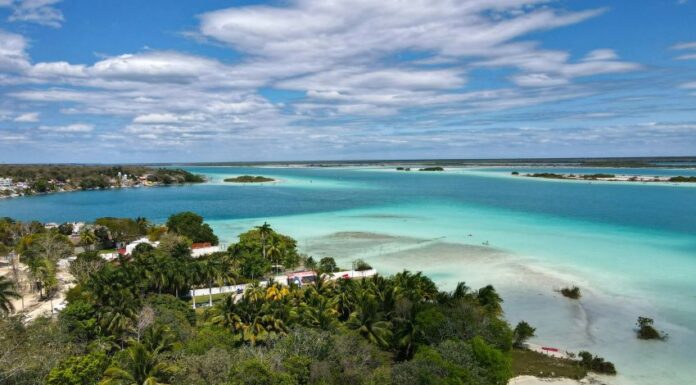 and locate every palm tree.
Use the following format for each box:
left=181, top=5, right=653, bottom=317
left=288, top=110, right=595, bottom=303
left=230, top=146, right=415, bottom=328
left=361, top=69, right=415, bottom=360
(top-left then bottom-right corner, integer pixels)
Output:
left=333, top=278, right=357, bottom=321
left=476, top=285, right=503, bottom=315
left=35, top=257, right=58, bottom=300
left=0, top=275, right=21, bottom=314
left=302, top=293, right=338, bottom=330
left=210, top=295, right=244, bottom=333
left=265, top=283, right=289, bottom=301
left=266, top=240, right=282, bottom=274
left=198, top=255, right=233, bottom=306
left=99, top=341, right=177, bottom=385
left=141, top=324, right=177, bottom=354
left=346, top=292, right=392, bottom=347
left=79, top=229, right=97, bottom=251
left=255, top=222, right=272, bottom=260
